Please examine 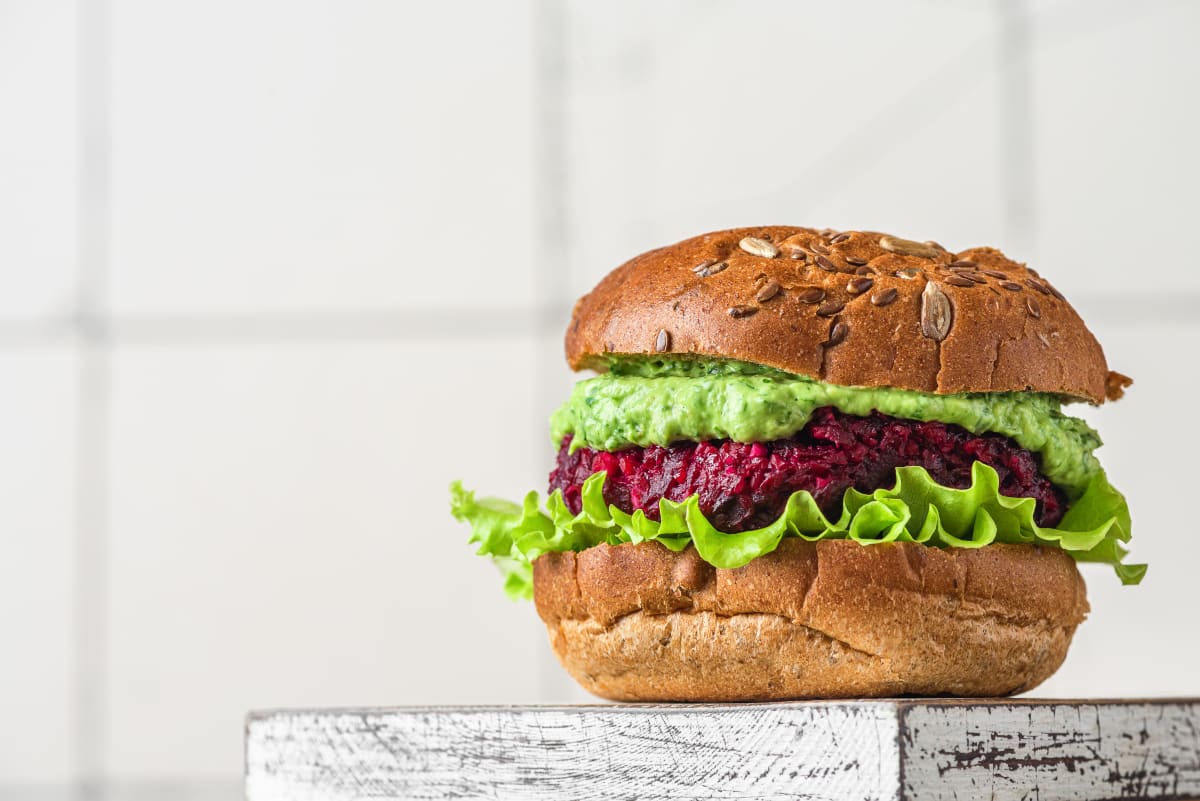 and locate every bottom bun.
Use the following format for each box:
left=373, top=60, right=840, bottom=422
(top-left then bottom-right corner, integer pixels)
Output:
left=532, top=538, right=1088, bottom=701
